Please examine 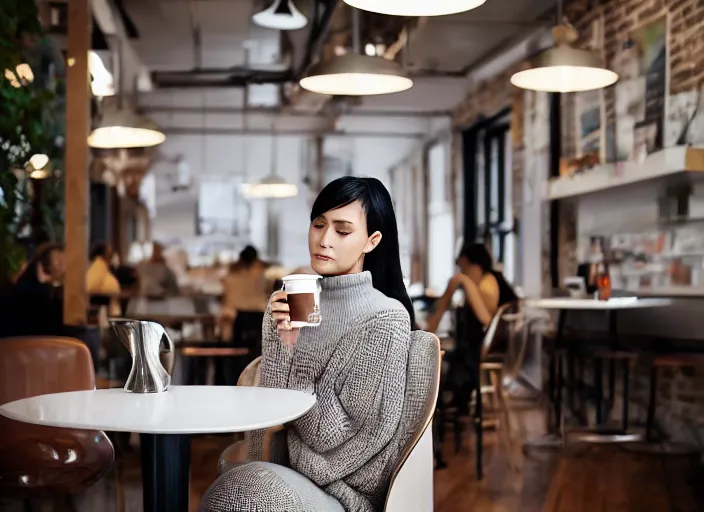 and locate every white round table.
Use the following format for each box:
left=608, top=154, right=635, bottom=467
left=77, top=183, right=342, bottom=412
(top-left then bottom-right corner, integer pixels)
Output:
left=0, top=385, right=316, bottom=512
left=524, top=297, right=672, bottom=310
